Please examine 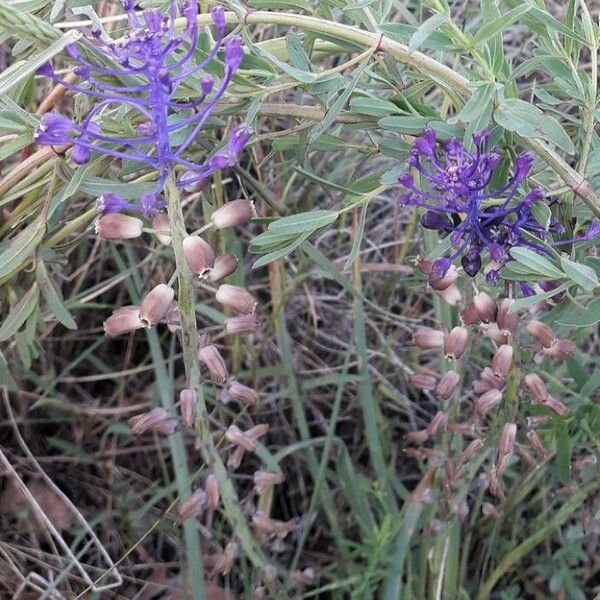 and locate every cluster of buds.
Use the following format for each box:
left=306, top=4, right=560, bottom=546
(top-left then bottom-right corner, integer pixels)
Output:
left=416, top=256, right=461, bottom=305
